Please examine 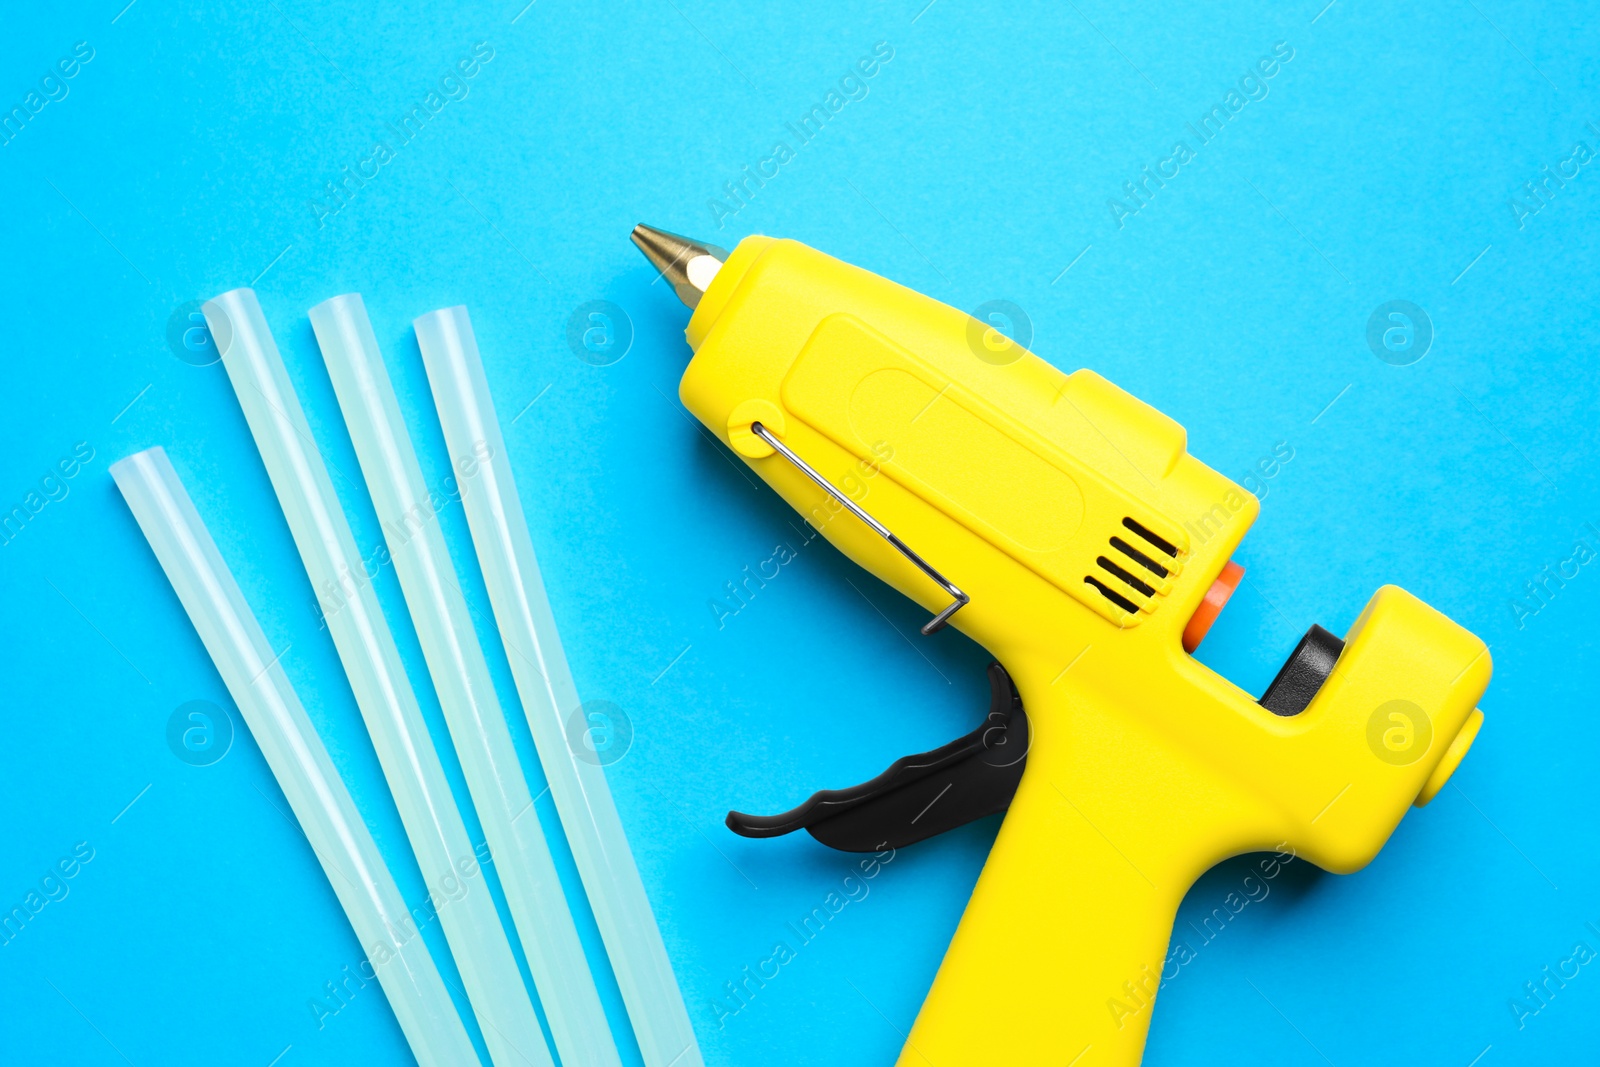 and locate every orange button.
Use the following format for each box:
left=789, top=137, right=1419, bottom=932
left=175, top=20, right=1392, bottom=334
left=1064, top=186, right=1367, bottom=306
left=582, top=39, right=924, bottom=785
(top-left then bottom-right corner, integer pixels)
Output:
left=1183, top=560, right=1245, bottom=653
